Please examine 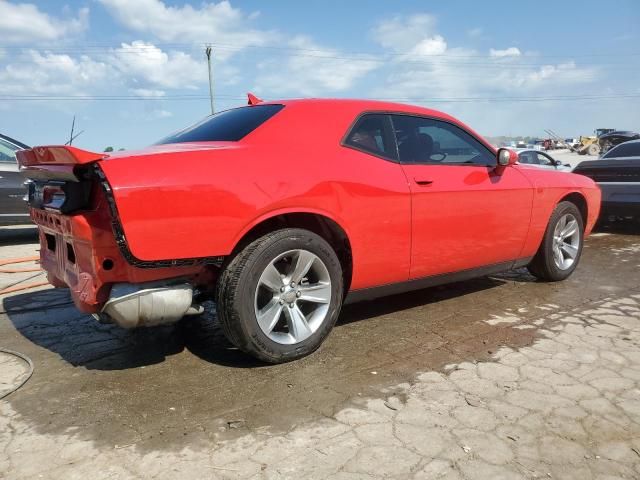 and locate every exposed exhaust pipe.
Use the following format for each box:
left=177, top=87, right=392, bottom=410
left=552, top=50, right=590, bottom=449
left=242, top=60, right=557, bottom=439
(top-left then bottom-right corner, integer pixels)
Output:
left=95, top=281, right=203, bottom=329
